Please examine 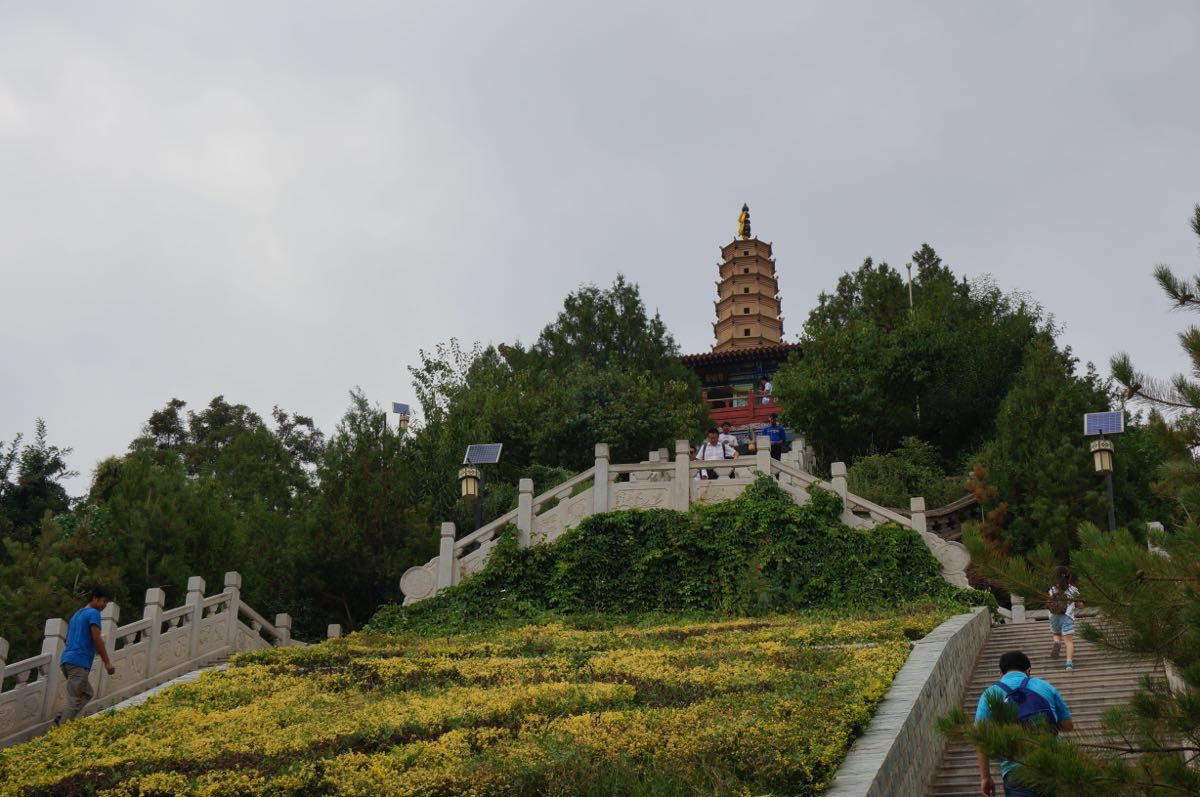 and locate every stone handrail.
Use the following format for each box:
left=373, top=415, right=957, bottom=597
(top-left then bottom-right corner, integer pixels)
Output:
left=454, top=507, right=520, bottom=552
left=528, top=467, right=598, bottom=512
left=0, top=571, right=311, bottom=749
left=400, top=439, right=973, bottom=604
